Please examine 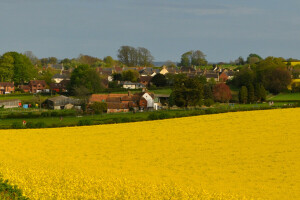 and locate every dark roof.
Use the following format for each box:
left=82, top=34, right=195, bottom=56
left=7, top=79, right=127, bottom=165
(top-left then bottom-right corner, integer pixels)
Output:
left=205, top=73, right=219, bottom=78
left=180, top=66, right=196, bottom=73
left=226, top=71, right=235, bottom=76
left=0, top=82, right=14, bottom=87
left=29, top=80, right=47, bottom=86
left=139, top=76, right=152, bottom=82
